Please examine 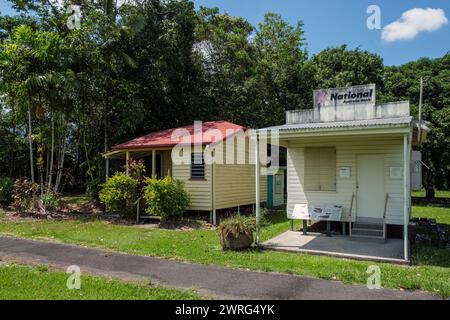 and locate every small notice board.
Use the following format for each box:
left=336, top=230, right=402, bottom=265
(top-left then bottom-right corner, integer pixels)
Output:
left=290, top=204, right=343, bottom=222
